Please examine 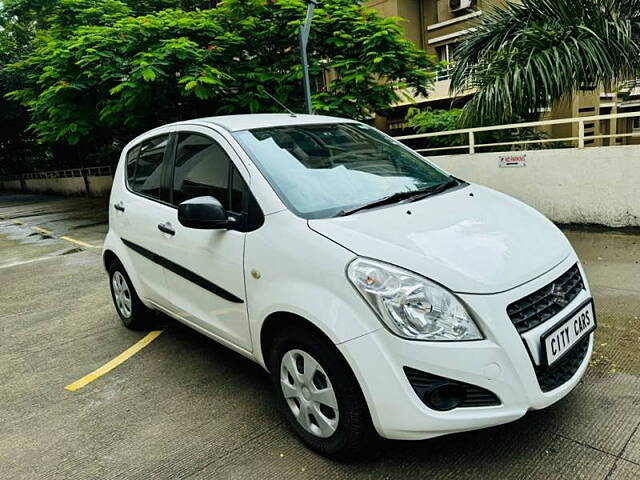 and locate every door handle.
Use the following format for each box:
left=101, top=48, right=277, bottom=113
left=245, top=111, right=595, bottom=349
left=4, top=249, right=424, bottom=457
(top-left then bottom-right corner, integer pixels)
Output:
left=114, top=202, right=125, bottom=212
left=157, top=222, right=175, bottom=236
